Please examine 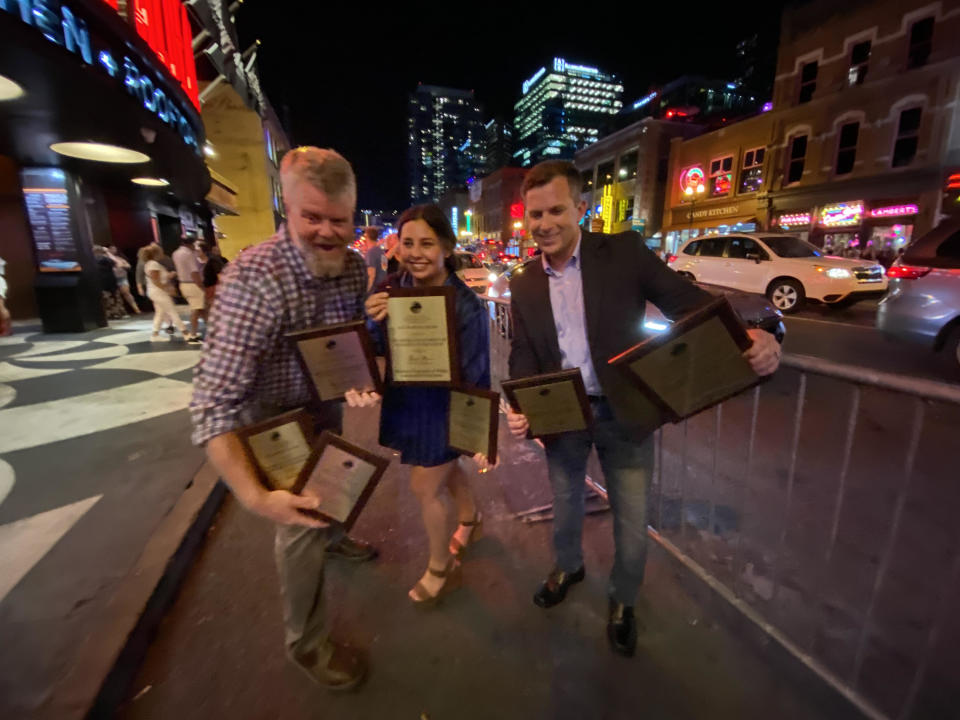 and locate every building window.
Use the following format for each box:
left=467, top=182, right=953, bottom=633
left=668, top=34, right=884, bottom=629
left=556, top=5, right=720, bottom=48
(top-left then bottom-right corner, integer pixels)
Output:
left=618, top=151, right=638, bottom=180
left=597, top=160, right=615, bottom=185
left=739, top=147, right=765, bottom=193
left=709, top=155, right=733, bottom=196
left=907, top=17, right=934, bottom=69
left=798, top=61, right=818, bottom=104
left=848, top=41, right=871, bottom=86
left=892, top=107, right=922, bottom=167
left=787, top=135, right=807, bottom=184
left=835, top=121, right=860, bottom=175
